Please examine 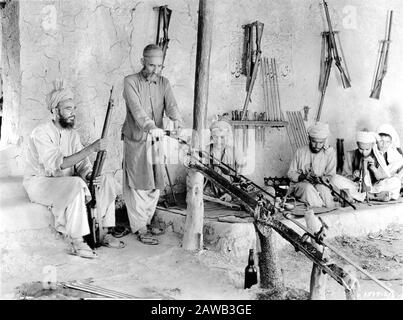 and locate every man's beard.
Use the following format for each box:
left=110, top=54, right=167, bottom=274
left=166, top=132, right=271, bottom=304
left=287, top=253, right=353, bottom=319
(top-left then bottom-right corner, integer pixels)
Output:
left=142, top=68, right=159, bottom=81
left=58, top=115, right=75, bottom=129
